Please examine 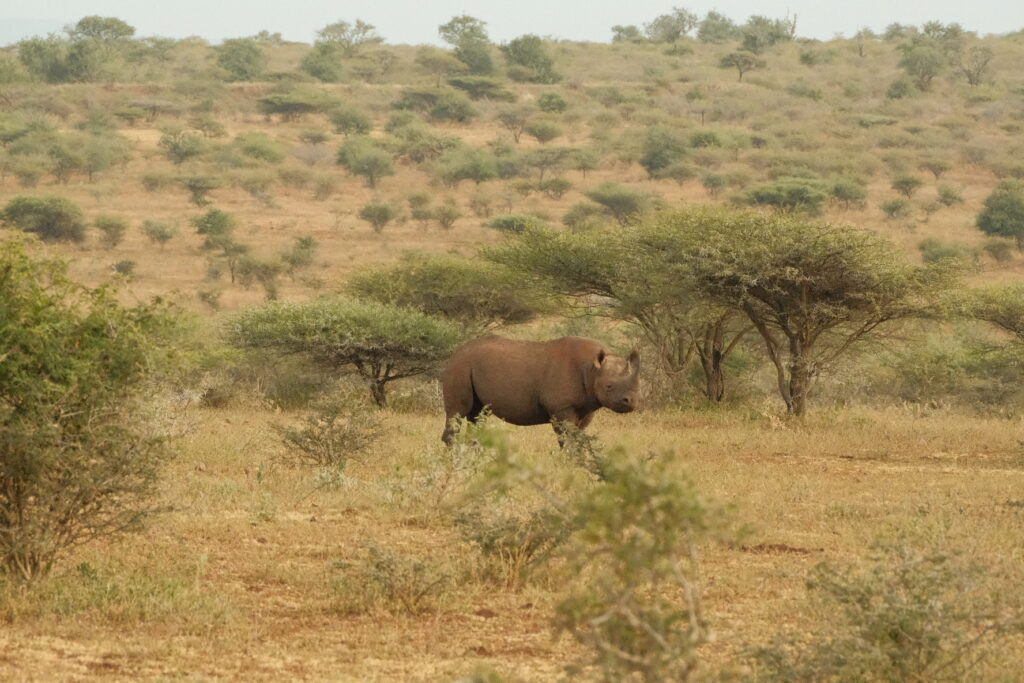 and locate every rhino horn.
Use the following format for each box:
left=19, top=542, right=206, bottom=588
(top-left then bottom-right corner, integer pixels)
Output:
left=627, top=350, right=640, bottom=374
